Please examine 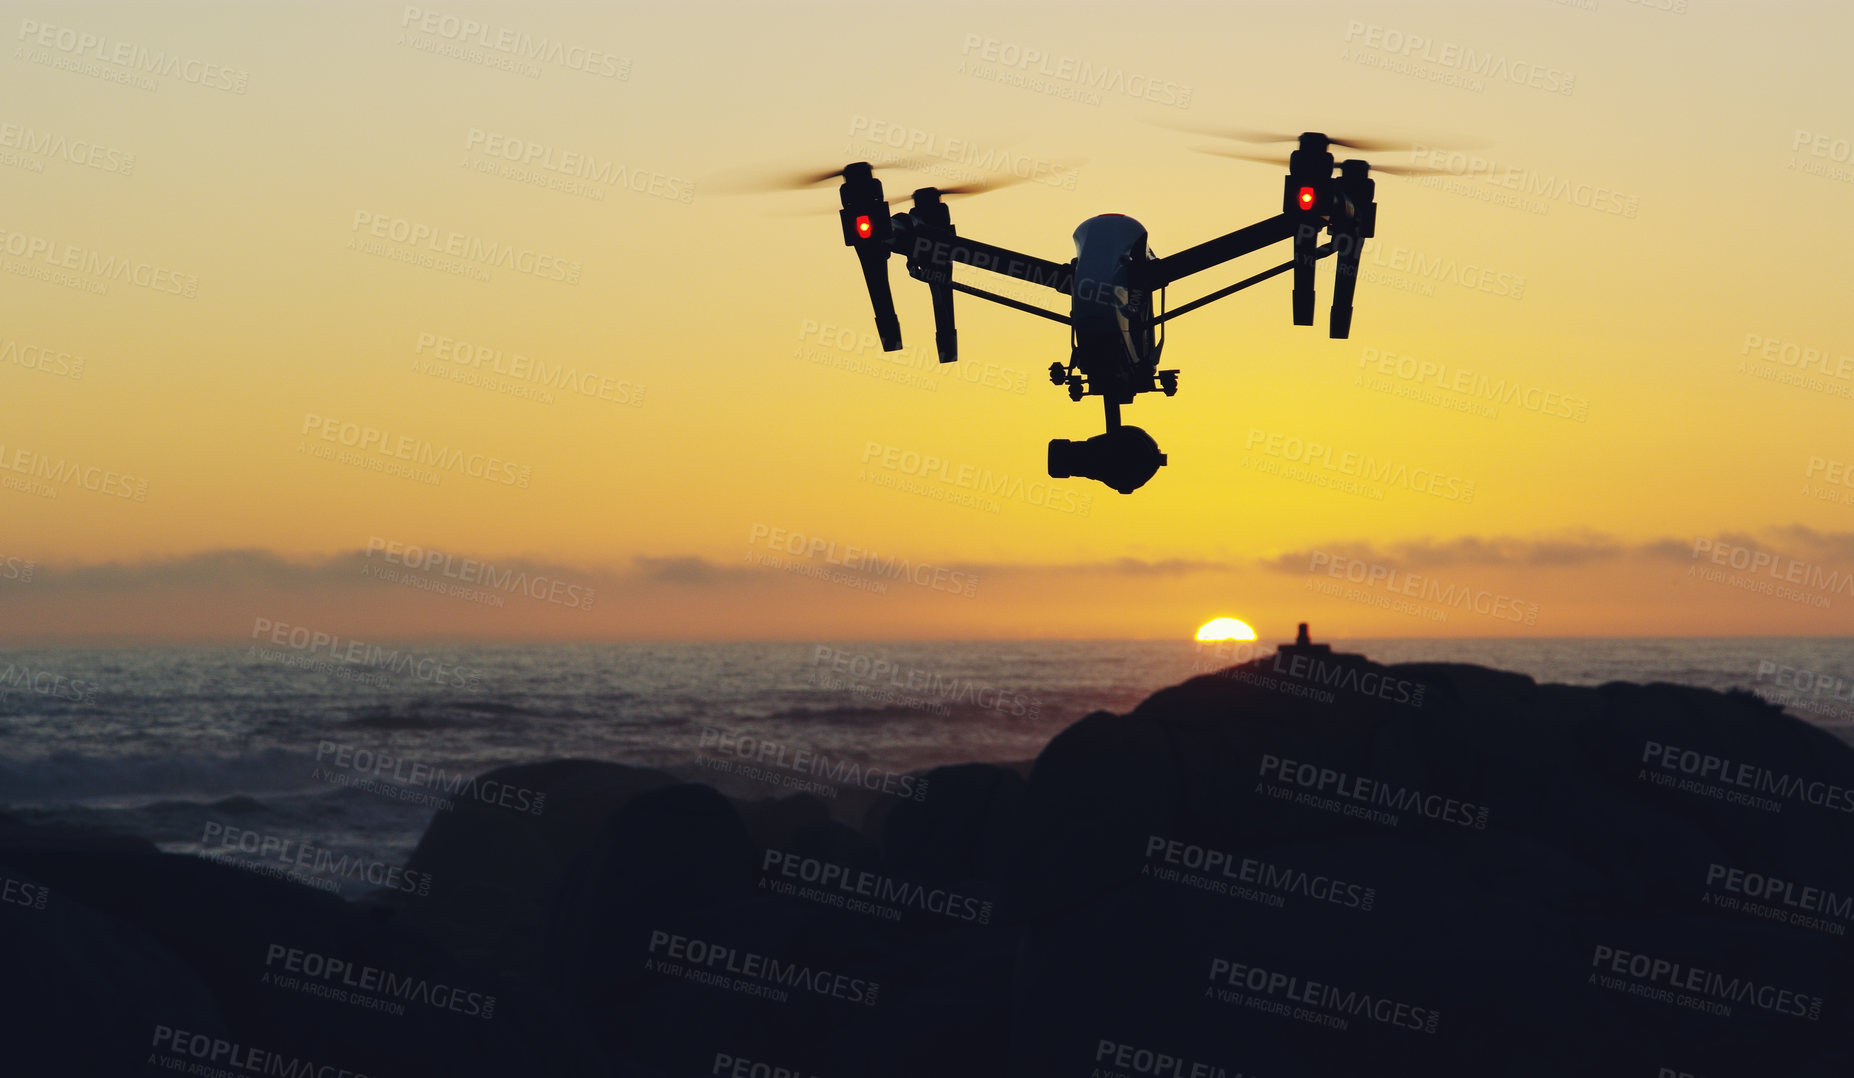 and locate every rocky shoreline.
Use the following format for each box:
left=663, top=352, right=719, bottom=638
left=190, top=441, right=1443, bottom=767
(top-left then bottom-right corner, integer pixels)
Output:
left=4, top=645, right=1850, bottom=1076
